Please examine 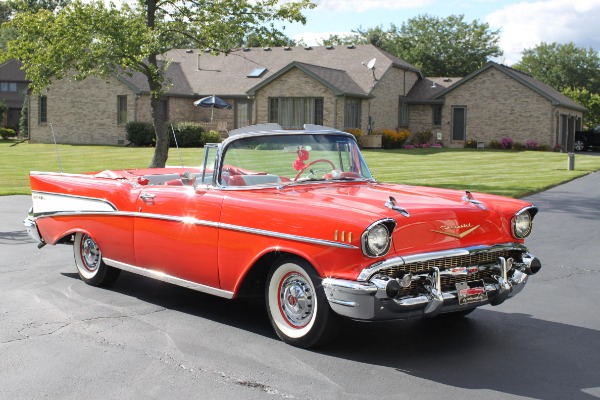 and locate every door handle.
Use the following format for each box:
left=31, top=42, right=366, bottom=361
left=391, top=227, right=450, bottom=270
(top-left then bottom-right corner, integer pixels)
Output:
left=140, top=193, right=155, bottom=202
